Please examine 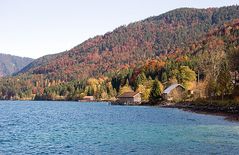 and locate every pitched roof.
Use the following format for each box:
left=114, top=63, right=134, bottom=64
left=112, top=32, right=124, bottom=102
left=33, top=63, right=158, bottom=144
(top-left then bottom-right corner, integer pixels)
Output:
left=118, top=92, right=140, bottom=98
left=163, top=84, right=185, bottom=94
